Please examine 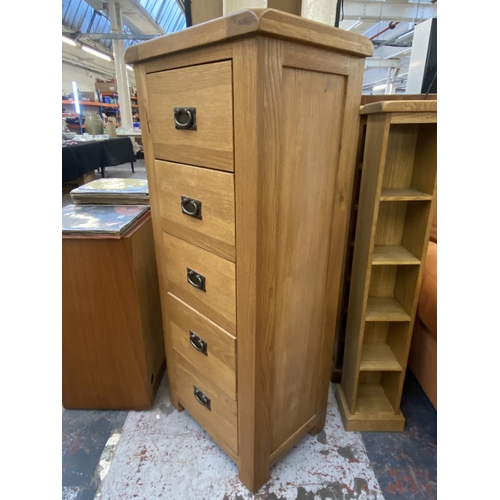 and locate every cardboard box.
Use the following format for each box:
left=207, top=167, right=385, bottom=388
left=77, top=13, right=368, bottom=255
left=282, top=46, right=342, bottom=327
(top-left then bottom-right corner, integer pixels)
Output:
left=79, top=91, right=96, bottom=102
left=95, top=82, right=117, bottom=94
